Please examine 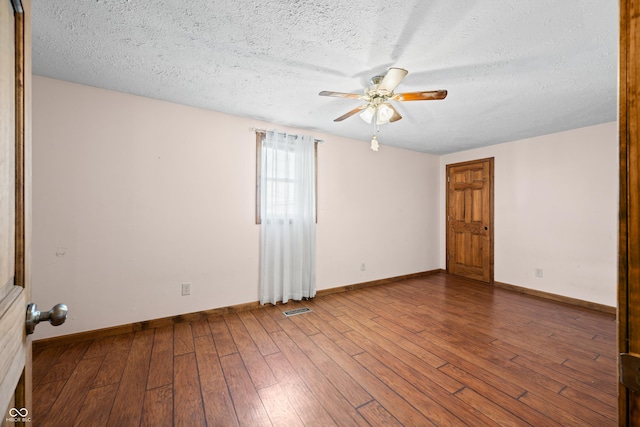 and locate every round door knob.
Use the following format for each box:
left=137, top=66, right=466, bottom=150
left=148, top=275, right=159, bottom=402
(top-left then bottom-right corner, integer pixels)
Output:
left=26, top=303, right=68, bottom=335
